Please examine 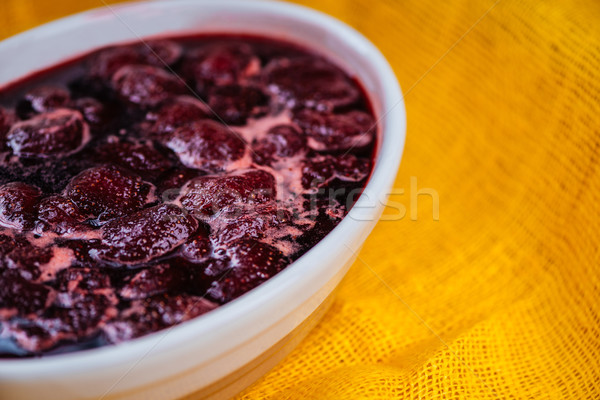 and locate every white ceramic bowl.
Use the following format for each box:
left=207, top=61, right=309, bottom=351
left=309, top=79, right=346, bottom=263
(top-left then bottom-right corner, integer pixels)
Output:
left=0, top=1, right=406, bottom=399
